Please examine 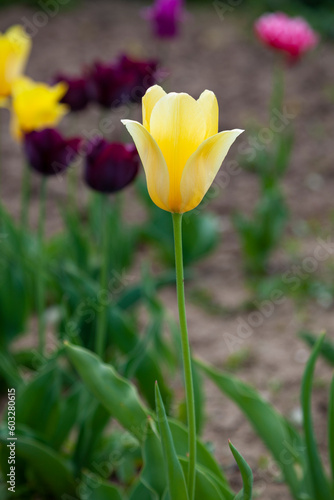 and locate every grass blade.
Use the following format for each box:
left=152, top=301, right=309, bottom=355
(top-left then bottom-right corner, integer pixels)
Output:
left=301, top=333, right=331, bottom=499
left=329, top=376, right=334, bottom=485
left=155, top=382, right=189, bottom=500
left=229, top=441, right=253, bottom=500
